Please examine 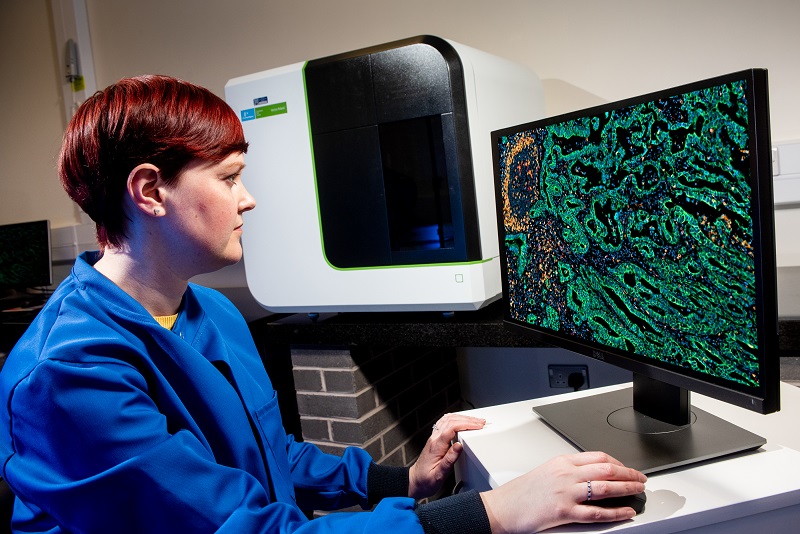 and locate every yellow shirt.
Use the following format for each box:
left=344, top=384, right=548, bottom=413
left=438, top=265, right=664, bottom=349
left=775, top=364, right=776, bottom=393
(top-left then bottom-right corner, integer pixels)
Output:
left=153, top=313, right=179, bottom=330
